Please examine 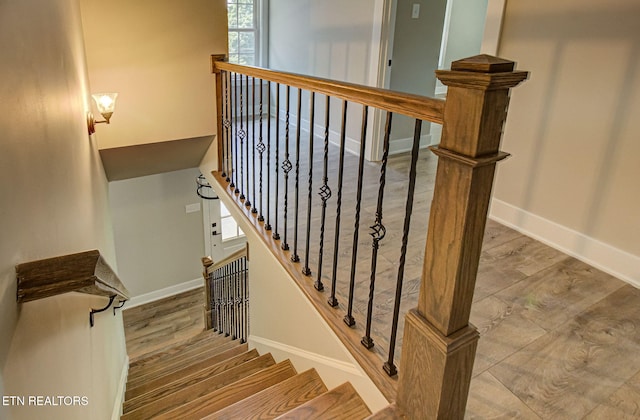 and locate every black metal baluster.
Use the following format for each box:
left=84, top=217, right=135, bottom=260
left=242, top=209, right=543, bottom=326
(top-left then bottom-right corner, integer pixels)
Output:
left=231, top=260, right=240, bottom=338
left=224, top=265, right=229, bottom=336
left=221, top=72, right=228, bottom=179
left=244, top=75, right=251, bottom=208
left=273, top=83, right=281, bottom=240
left=291, top=88, right=302, bottom=263
left=384, top=127, right=423, bottom=375
left=362, top=112, right=393, bottom=349
left=243, top=257, right=249, bottom=342
left=239, top=76, right=245, bottom=200
left=315, top=96, right=331, bottom=291
left=344, top=105, right=369, bottom=326
left=216, top=269, right=221, bottom=332
left=241, top=257, right=247, bottom=343
left=251, top=78, right=257, bottom=213
left=257, top=78, right=266, bottom=222
left=302, top=92, right=315, bottom=276
left=232, top=260, right=237, bottom=339
left=212, top=271, right=217, bottom=332
left=221, top=266, right=226, bottom=333
left=327, top=100, right=348, bottom=307
left=230, top=72, right=237, bottom=190
left=265, top=81, right=272, bottom=231
left=225, top=71, right=232, bottom=181
left=281, top=86, right=292, bottom=251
